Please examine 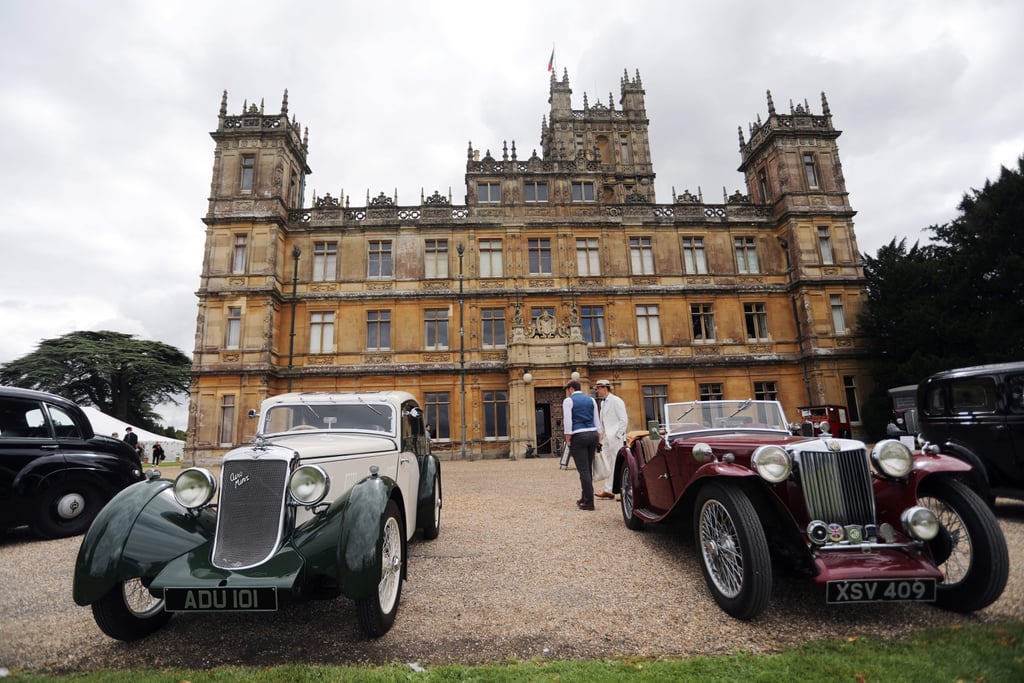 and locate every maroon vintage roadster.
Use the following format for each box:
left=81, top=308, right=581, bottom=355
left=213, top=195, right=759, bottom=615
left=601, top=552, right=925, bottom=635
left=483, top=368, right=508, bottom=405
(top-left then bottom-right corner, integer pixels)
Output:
left=613, top=399, right=1008, bottom=620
